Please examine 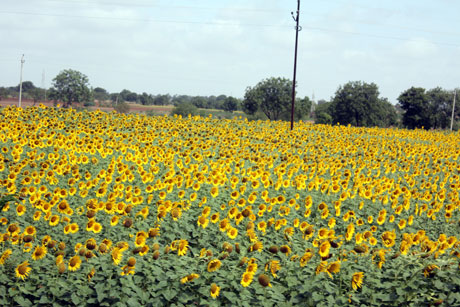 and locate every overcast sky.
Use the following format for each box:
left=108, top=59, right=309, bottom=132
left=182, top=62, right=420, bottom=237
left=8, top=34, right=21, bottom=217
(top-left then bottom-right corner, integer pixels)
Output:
left=1, top=0, right=459, bottom=103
